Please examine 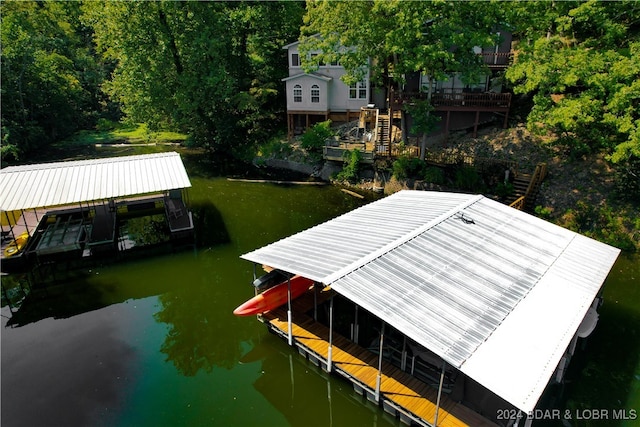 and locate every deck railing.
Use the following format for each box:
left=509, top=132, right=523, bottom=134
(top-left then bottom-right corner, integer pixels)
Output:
left=390, top=89, right=511, bottom=110
left=423, top=151, right=518, bottom=173
left=480, top=51, right=513, bottom=67
left=323, top=145, right=375, bottom=164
